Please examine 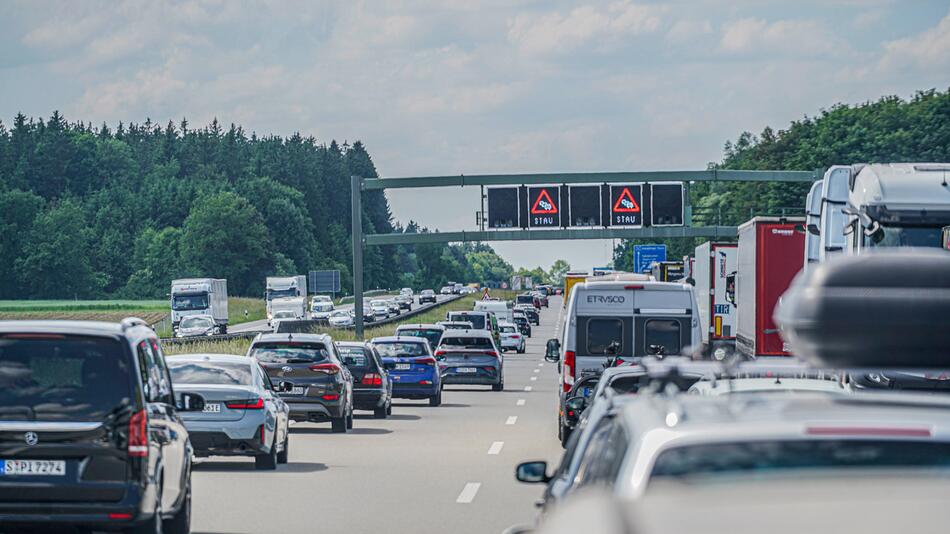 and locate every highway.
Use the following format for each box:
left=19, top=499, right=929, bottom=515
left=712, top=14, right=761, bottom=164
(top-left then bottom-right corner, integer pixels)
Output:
left=228, top=293, right=455, bottom=334
left=191, top=297, right=564, bottom=534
